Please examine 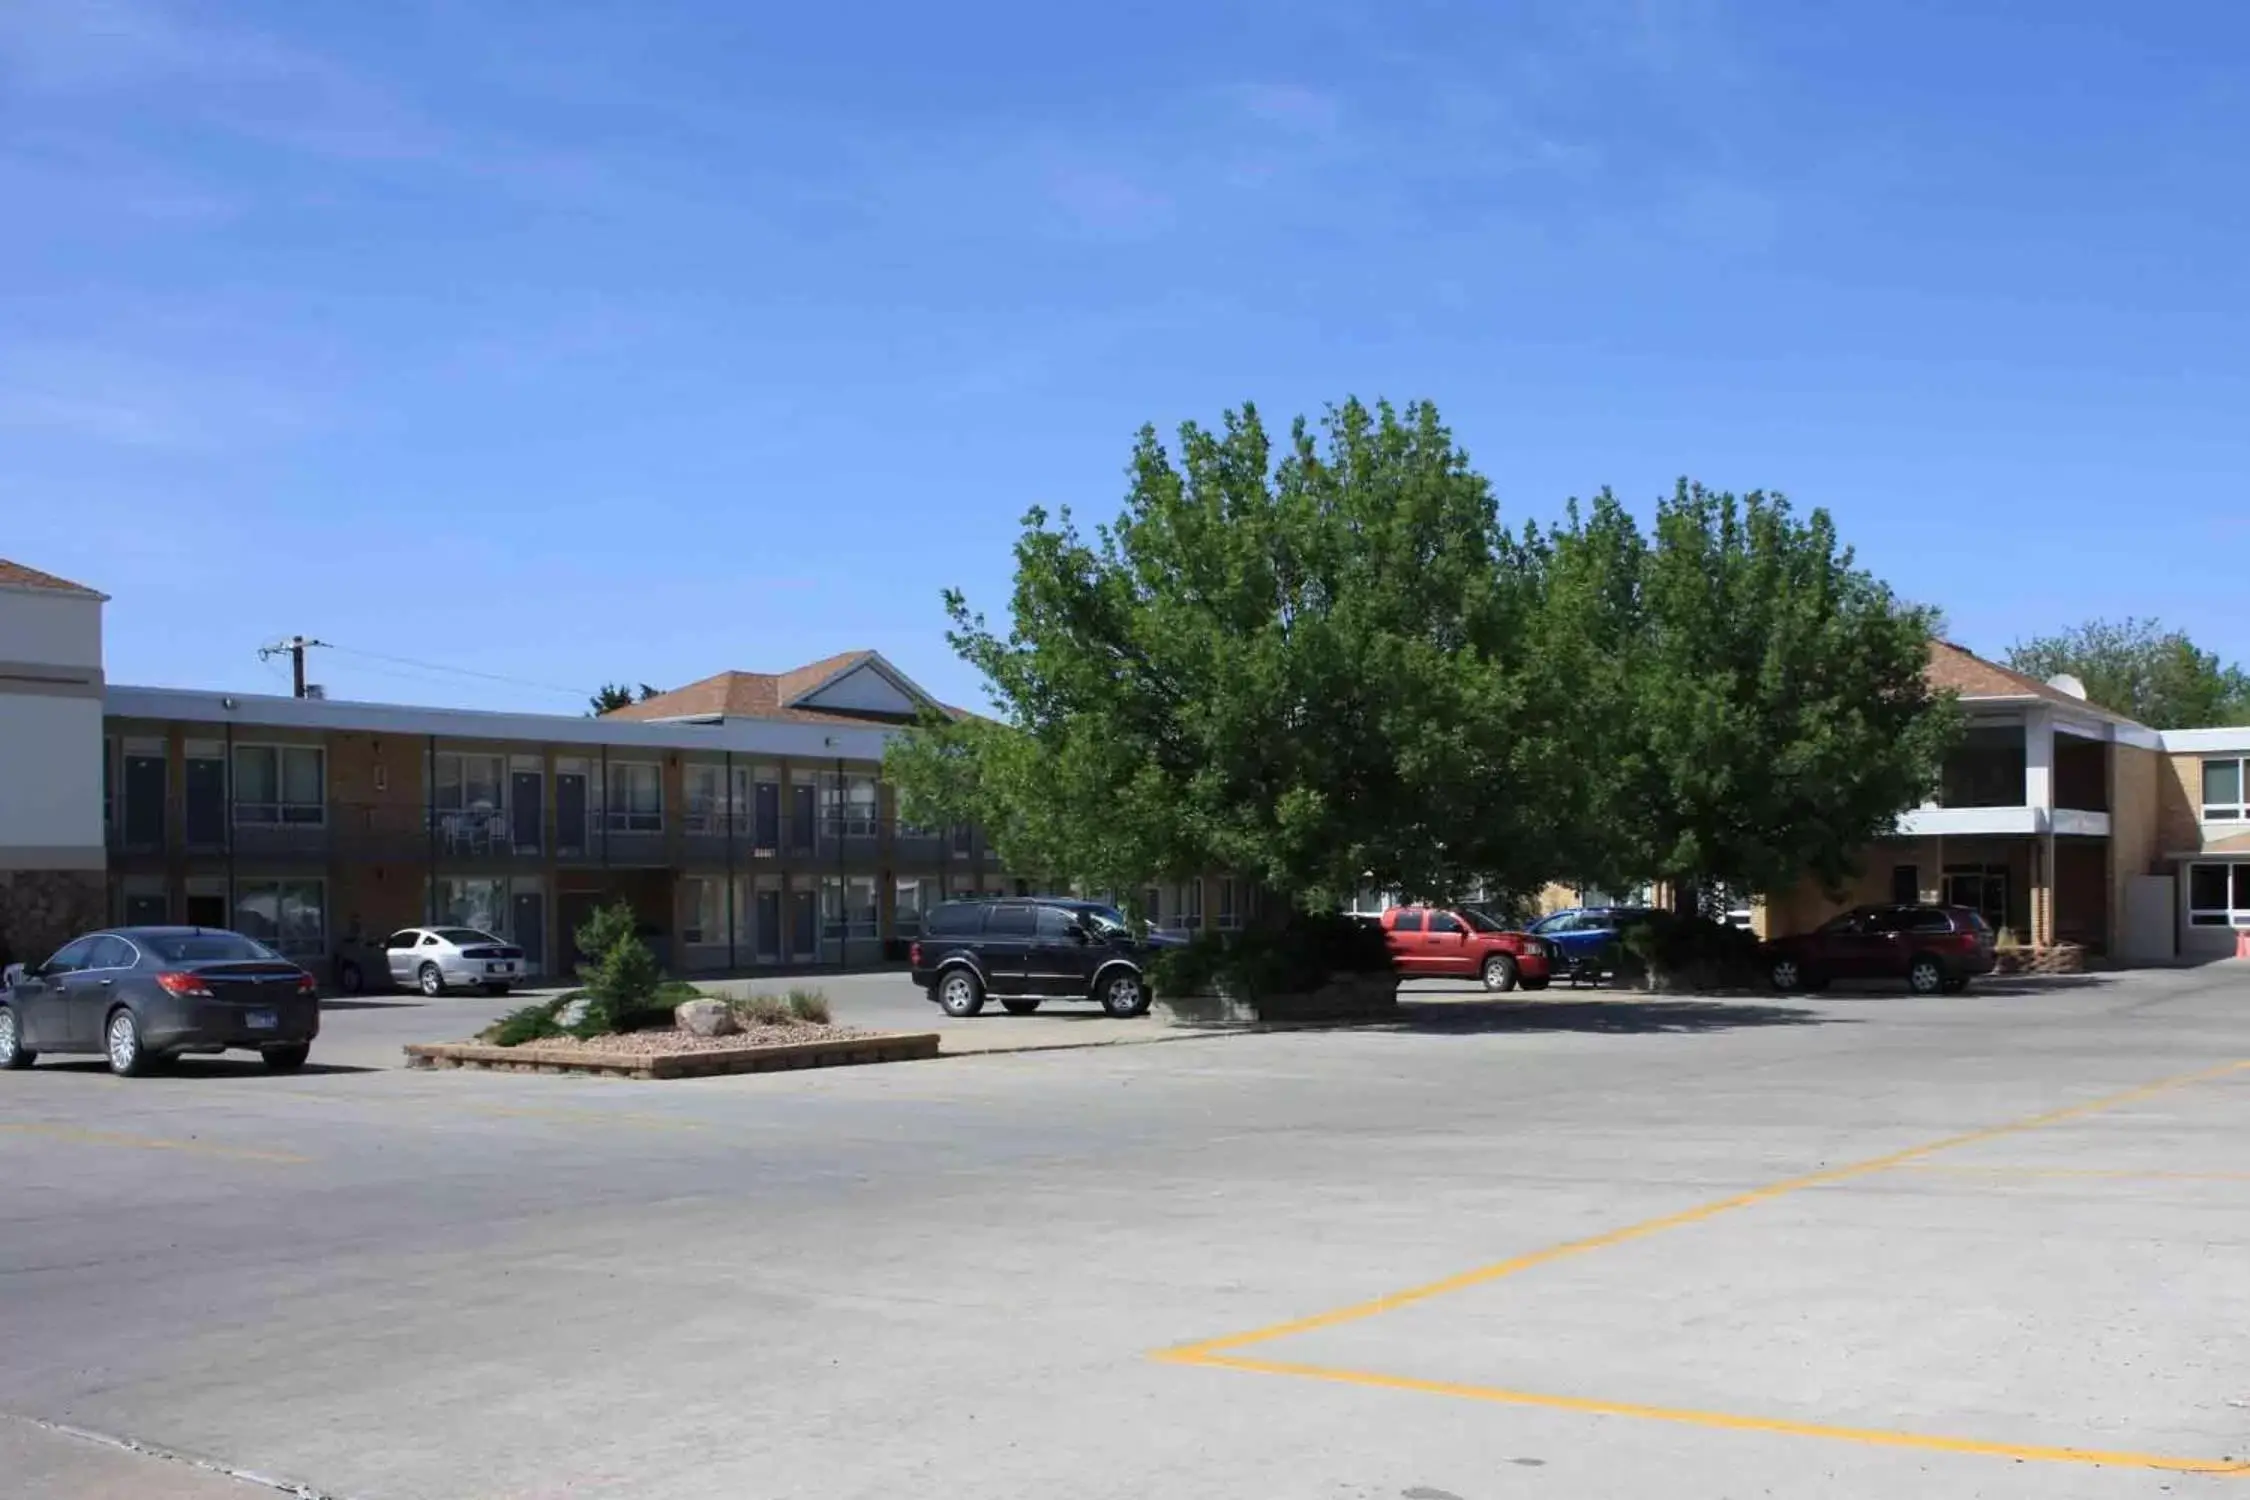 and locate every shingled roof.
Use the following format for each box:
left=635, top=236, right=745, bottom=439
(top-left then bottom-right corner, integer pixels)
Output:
left=602, top=650, right=963, bottom=728
left=1926, top=639, right=2149, bottom=728
left=0, top=558, right=102, bottom=597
